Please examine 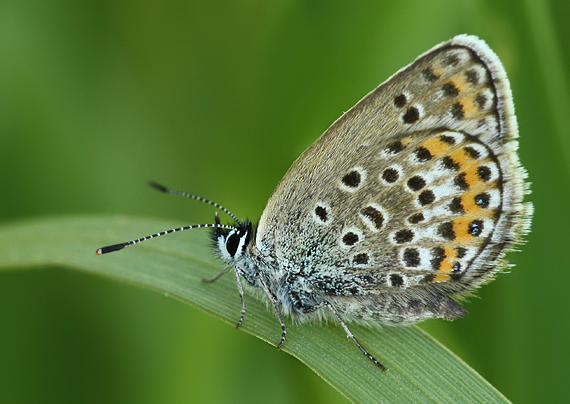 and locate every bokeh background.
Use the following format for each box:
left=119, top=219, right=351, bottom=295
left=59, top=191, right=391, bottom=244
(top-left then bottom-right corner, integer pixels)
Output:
left=1, top=1, right=568, bottom=403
